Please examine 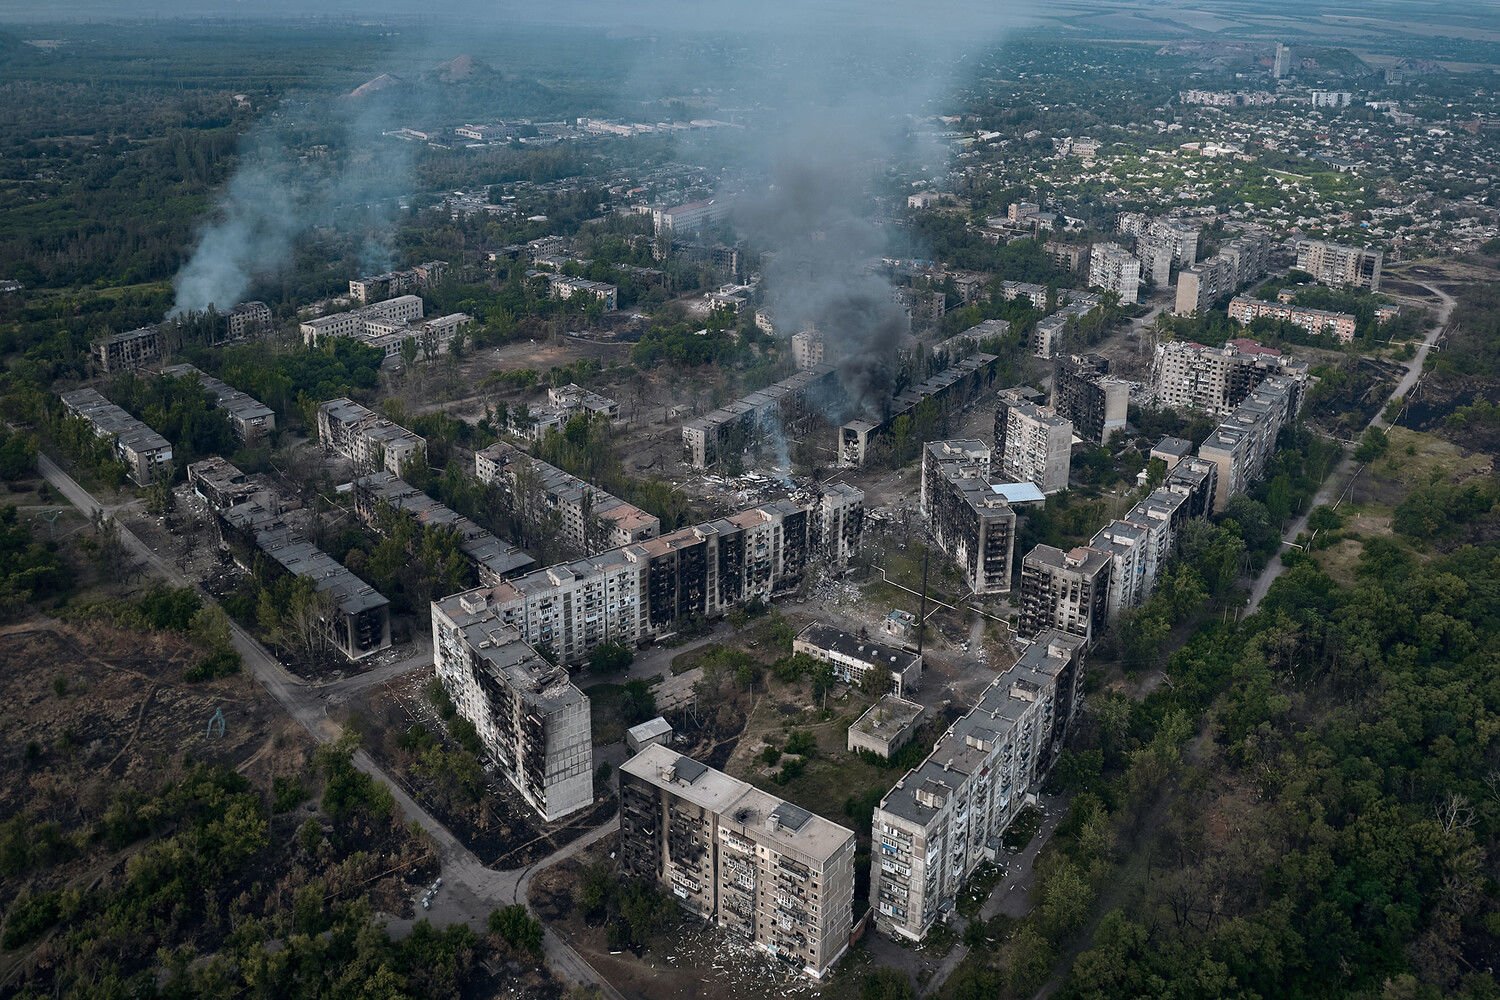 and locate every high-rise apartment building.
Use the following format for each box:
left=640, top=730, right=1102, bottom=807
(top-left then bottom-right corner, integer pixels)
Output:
left=1018, top=545, right=1112, bottom=642
left=1137, top=219, right=1200, bottom=286
left=1152, top=338, right=1309, bottom=419
left=1051, top=354, right=1130, bottom=445
left=995, top=400, right=1073, bottom=494
left=1273, top=42, right=1294, bottom=79
left=1197, top=375, right=1302, bottom=512
left=1088, top=243, right=1141, bottom=304
left=432, top=599, right=592, bottom=821
left=870, top=631, right=1087, bottom=941
left=1173, top=232, right=1272, bottom=315
left=1294, top=239, right=1383, bottom=292
left=920, top=441, right=1016, bottom=595
left=619, top=745, right=856, bottom=978
left=790, top=329, right=825, bottom=370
